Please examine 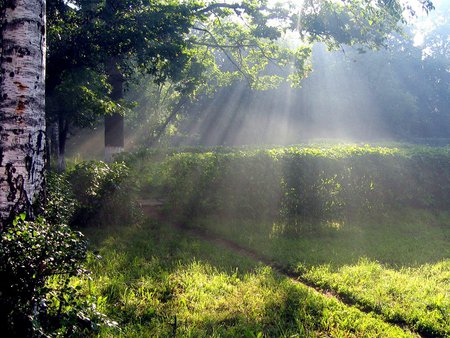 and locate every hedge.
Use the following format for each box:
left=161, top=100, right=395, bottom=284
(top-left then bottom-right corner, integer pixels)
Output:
left=127, top=145, right=450, bottom=229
